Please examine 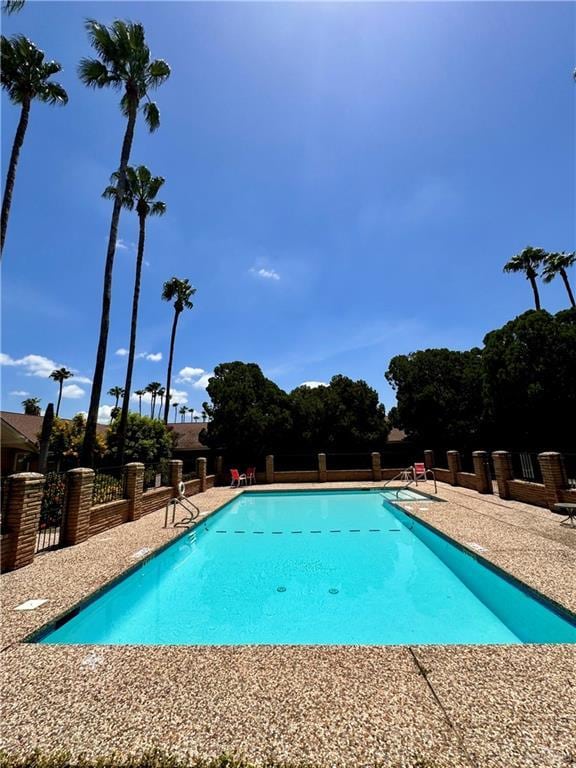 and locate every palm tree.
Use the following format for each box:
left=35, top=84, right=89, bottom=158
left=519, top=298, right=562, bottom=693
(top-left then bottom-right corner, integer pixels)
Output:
left=503, top=247, right=546, bottom=310
left=161, top=277, right=195, bottom=423
left=134, top=389, right=145, bottom=416
left=22, top=396, right=40, bottom=415
left=1, top=35, right=68, bottom=255
left=541, top=251, right=576, bottom=308
left=157, top=387, right=166, bottom=418
left=79, top=20, right=170, bottom=465
left=194, top=414, right=200, bottom=423
left=179, top=405, right=187, bottom=423
left=108, top=386, right=125, bottom=409
left=145, top=381, right=162, bottom=418
left=103, top=164, right=166, bottom=458
left=49, top=367, right=72, bottom=417
left=2, top=1, right=25, bottom=14
left=172, top=402, right=179, bottom=423
left=188, top=407, right=195, bottom=423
